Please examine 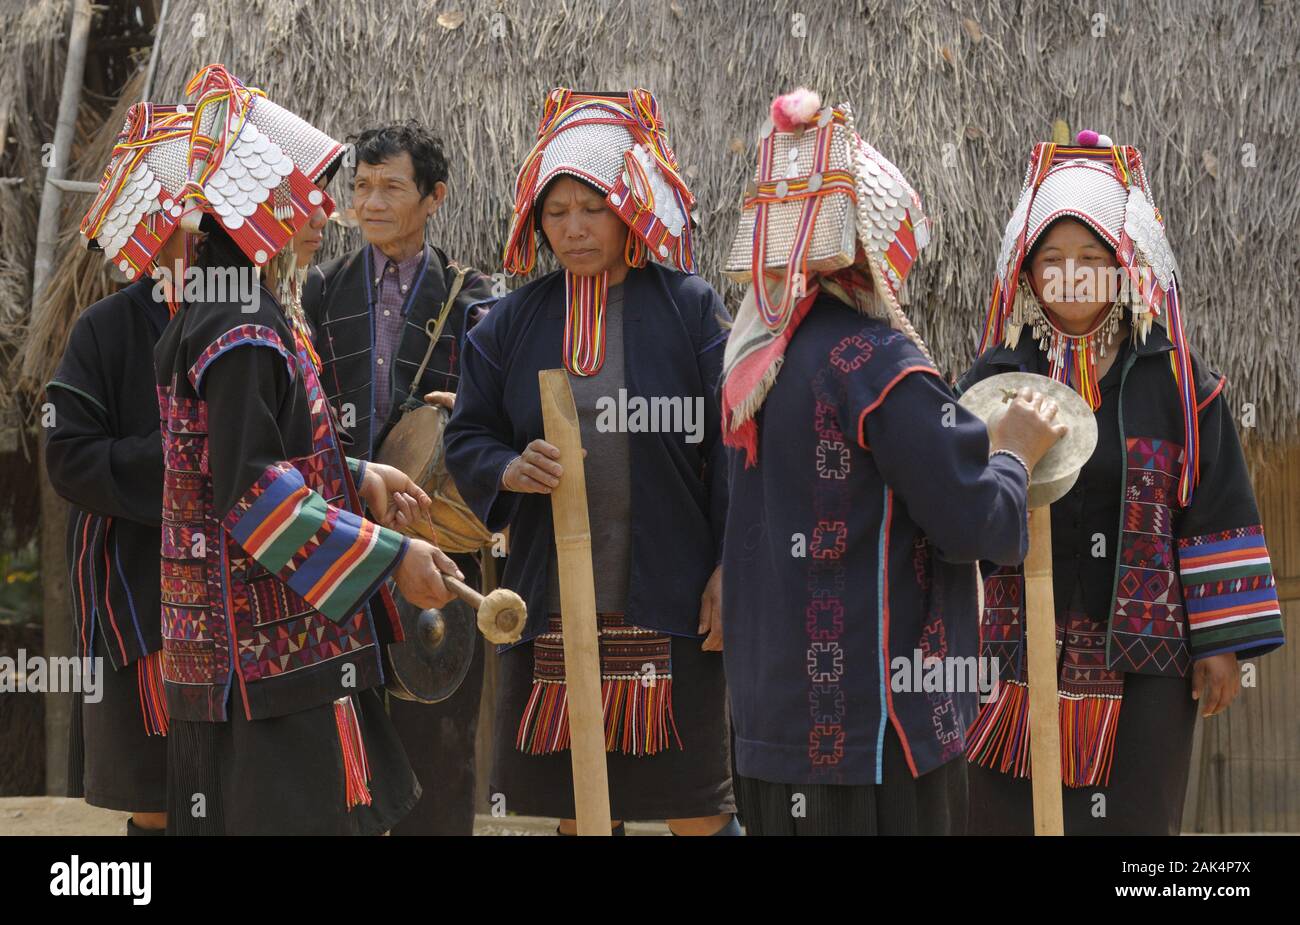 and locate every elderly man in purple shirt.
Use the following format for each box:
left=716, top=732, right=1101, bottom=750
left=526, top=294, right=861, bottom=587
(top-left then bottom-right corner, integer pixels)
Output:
left=304, top=121, right=495, bottom=836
